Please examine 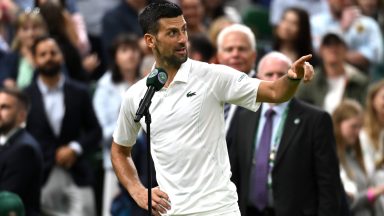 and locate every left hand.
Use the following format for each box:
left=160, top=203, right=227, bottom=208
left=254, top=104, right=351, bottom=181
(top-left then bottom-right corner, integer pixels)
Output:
left=288, top=54, right=314, bottom=83
left=56, top=146, right=77, bottom=169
